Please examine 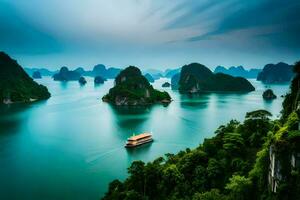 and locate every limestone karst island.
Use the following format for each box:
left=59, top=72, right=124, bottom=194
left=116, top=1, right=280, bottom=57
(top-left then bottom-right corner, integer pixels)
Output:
left=102, top=66, right=171, bottom=106
left=0, top=1, right=299, bottom=200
